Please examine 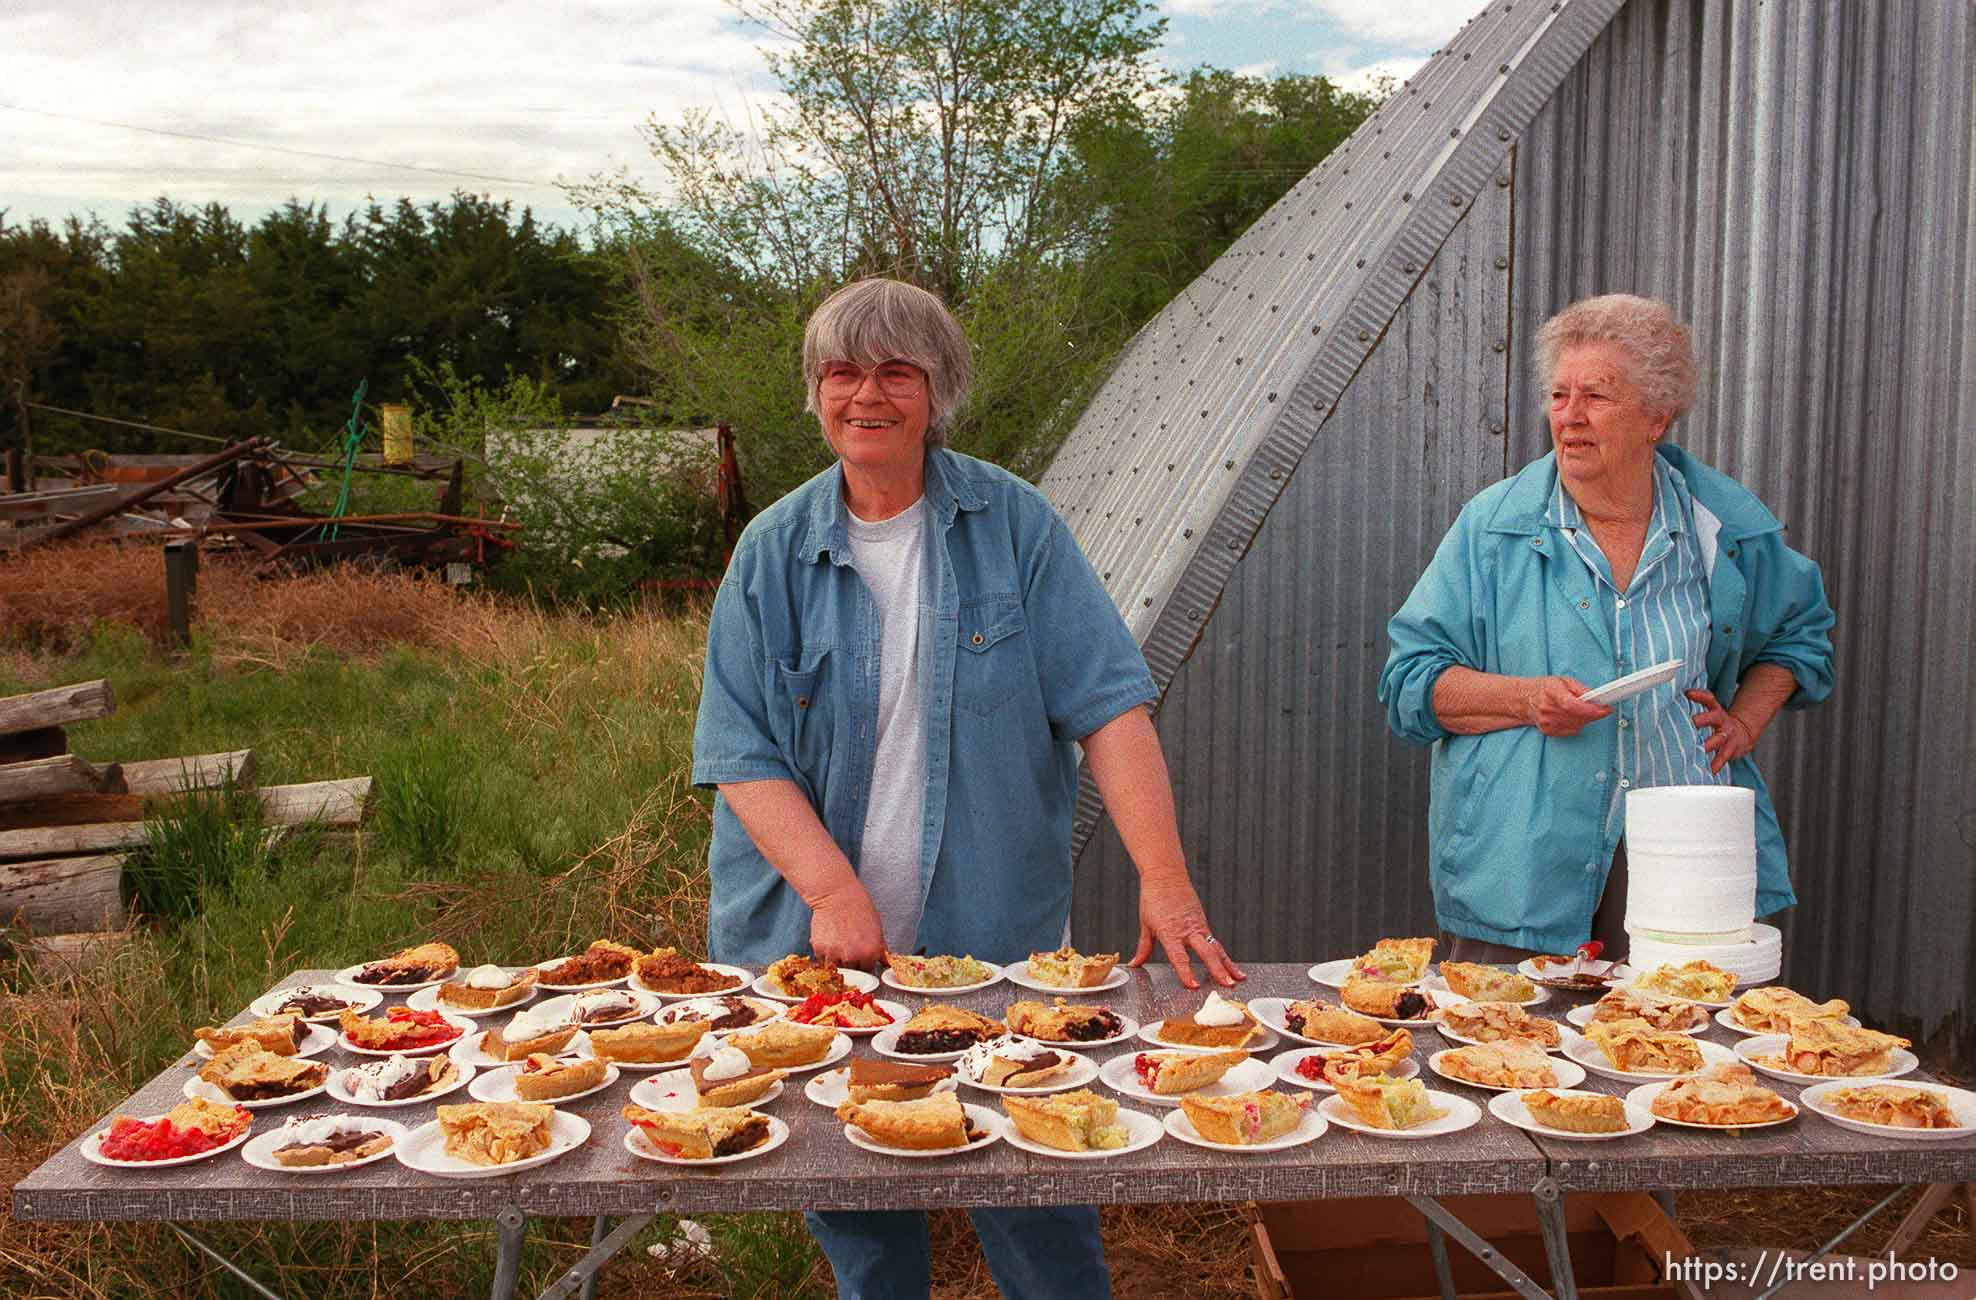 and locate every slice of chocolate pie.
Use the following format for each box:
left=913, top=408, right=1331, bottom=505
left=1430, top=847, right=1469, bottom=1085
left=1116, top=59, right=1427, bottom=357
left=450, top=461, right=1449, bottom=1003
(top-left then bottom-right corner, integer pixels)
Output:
left=847, top=1056, right=954, bottom=1102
